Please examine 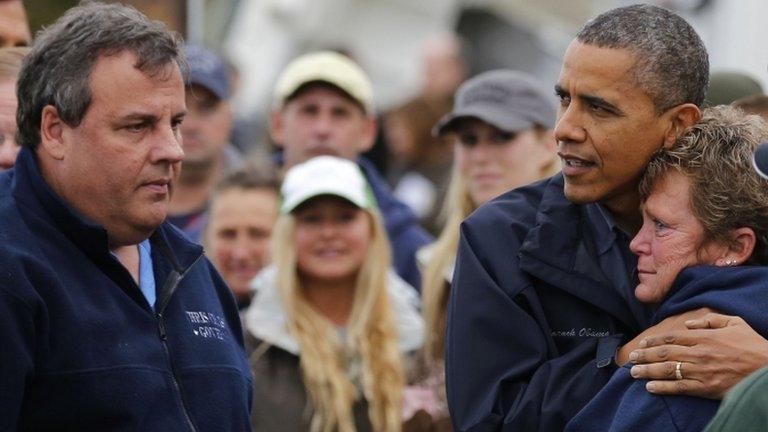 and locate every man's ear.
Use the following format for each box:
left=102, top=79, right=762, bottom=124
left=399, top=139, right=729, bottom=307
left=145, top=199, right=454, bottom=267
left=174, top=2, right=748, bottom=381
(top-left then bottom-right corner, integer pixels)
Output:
left=714, top=227, right=756, bottom=266
left=40, top=105, right=67, bottom=160
left=662, top=103, right=701, bottom=149
left=356, top=115, right=377, bottom=154
left=268, top=109, right=285, bottom=149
